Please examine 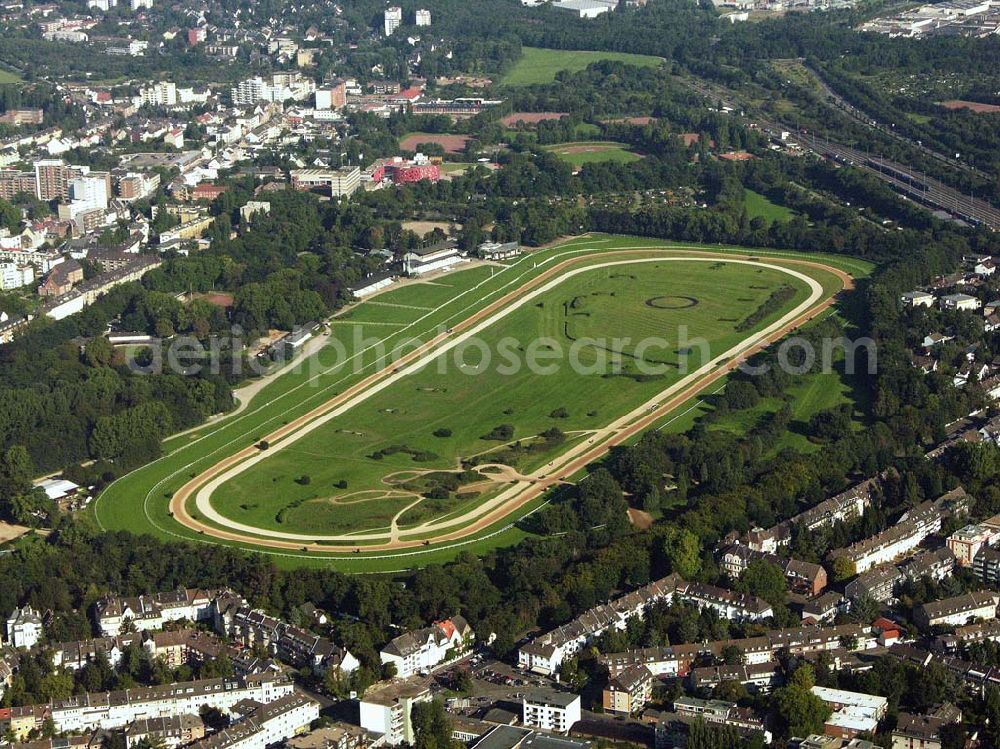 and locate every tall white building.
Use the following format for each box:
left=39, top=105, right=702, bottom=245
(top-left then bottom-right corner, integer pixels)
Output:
left=359, top=678, right=431, bottom=745
left=384, top=6, right=402, bottom=35
left=522, top=691, right=581, bottom=734
left=139, top=81, right=177, bottom=107
left=415, top=8, right=431, bottom=25
left=130, top=0, right=153, bottom=9
left=6, top=606, right=43, bottom=649
left=0, top=262, right=34, bottom=291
